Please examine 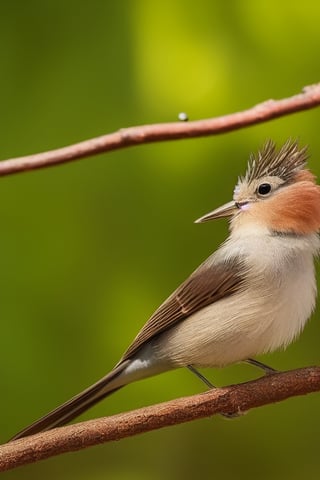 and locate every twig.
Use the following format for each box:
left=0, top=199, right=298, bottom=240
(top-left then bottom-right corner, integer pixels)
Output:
left=1, top=366, right=320, bottom=472
left=0, top=84, right=320, bottom=176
